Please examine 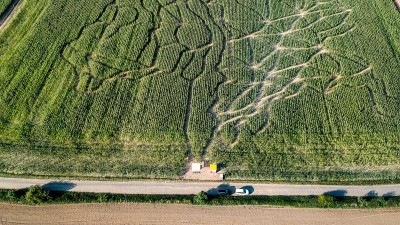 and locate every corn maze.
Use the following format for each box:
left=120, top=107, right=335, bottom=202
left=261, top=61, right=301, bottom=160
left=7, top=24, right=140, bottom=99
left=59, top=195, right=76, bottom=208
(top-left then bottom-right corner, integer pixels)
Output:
left=0, top=0, right=400, bottom=181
